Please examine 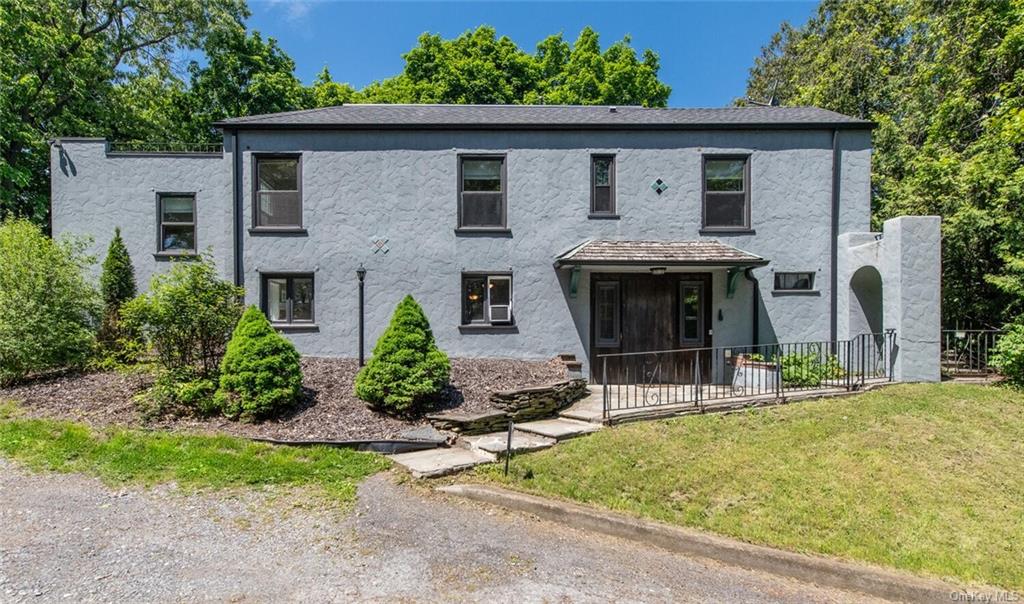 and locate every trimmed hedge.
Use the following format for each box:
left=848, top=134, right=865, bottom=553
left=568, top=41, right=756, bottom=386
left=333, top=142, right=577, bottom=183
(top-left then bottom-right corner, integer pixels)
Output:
left=214, top=306, right=303, bottom=420
left=355, top=295, right=450, bottom=416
